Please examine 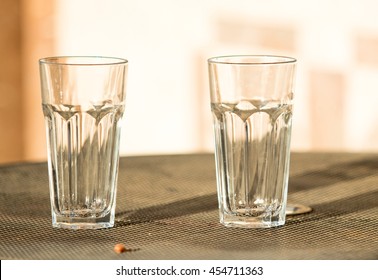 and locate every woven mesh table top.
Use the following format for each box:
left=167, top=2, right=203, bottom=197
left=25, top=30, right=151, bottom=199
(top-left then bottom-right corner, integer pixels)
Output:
left=0, top=153, right=377, bottom=260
